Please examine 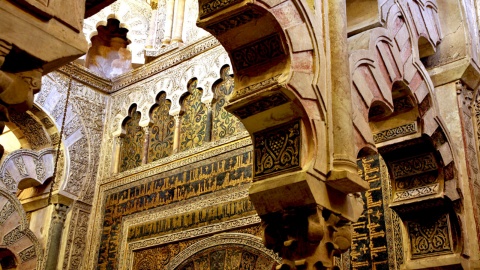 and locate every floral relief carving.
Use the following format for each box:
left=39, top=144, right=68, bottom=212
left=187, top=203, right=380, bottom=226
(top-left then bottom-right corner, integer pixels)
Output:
left=148, top=93, right=175, bottom=162
left=180, top=82, right=207, bottom=151
left=120, top=106, right=145, bottom=172
left=212, top=67, right=243, bottom=141
left=253, top=121, right=301, bottom=177
left=408, top=214, right=453, bottom=258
